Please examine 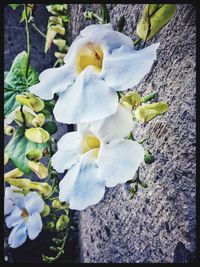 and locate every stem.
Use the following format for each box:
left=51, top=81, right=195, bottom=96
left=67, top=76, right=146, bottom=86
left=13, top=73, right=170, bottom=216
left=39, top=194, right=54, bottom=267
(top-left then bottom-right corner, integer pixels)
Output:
left=20, top=105, right=26, bottom=127
left=133, top=37, right=142, bottom=46
left=142, top=91, right=158, bottom=103
left=24, top=4, right=30, bottom=78
left=31, top=22, right=46, bottom=38
left=93, top=13, right=104, bottom=23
